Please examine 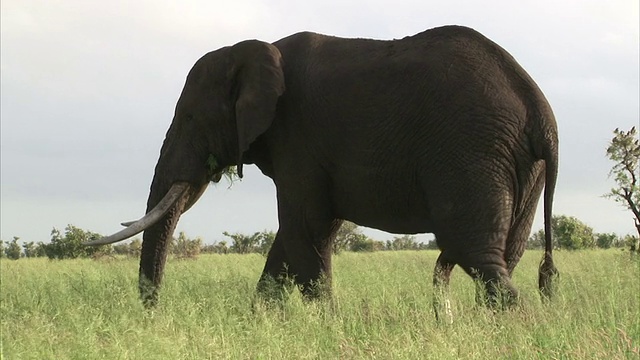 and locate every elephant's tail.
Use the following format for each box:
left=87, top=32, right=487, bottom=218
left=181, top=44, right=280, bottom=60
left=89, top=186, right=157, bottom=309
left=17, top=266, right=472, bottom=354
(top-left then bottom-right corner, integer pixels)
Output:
left=537, top=112, right=559, bottom=300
